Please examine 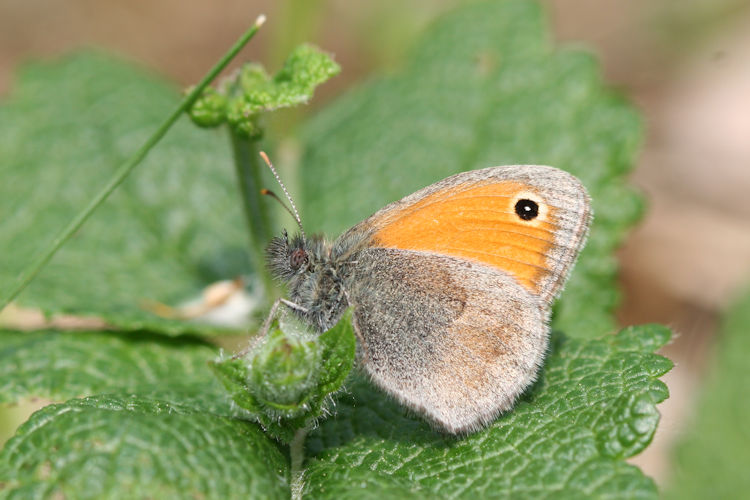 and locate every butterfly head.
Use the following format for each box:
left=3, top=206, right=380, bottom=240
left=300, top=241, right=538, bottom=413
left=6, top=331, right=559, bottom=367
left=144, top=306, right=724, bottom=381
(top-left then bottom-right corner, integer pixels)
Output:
left=265, top=230, right=335, bottom=287
left=266, top=230, right=312, bottom=282
left=265, top=230, right=345, bottom=331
